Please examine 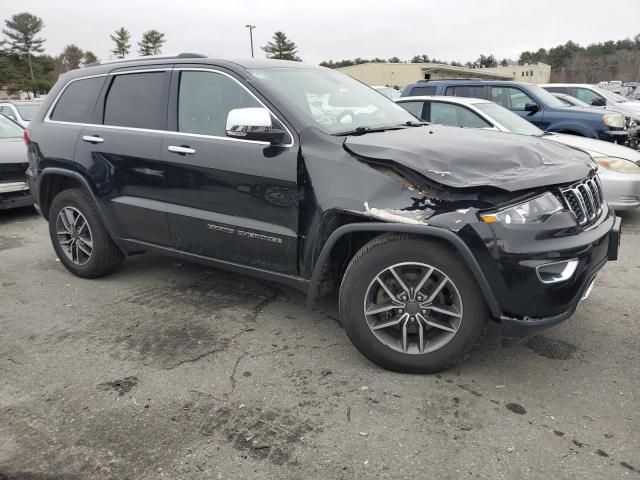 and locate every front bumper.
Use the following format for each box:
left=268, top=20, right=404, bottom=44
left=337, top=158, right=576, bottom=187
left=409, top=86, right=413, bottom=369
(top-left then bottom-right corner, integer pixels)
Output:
left=499, top=215, right=621, bottom=337
left=599, top=130, right=629, bottom=143
left=0, top=181, right=33, bottom=210
left=598, top=169, right=640, bottom=210
left=465, top=207, right=620, bottom=338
